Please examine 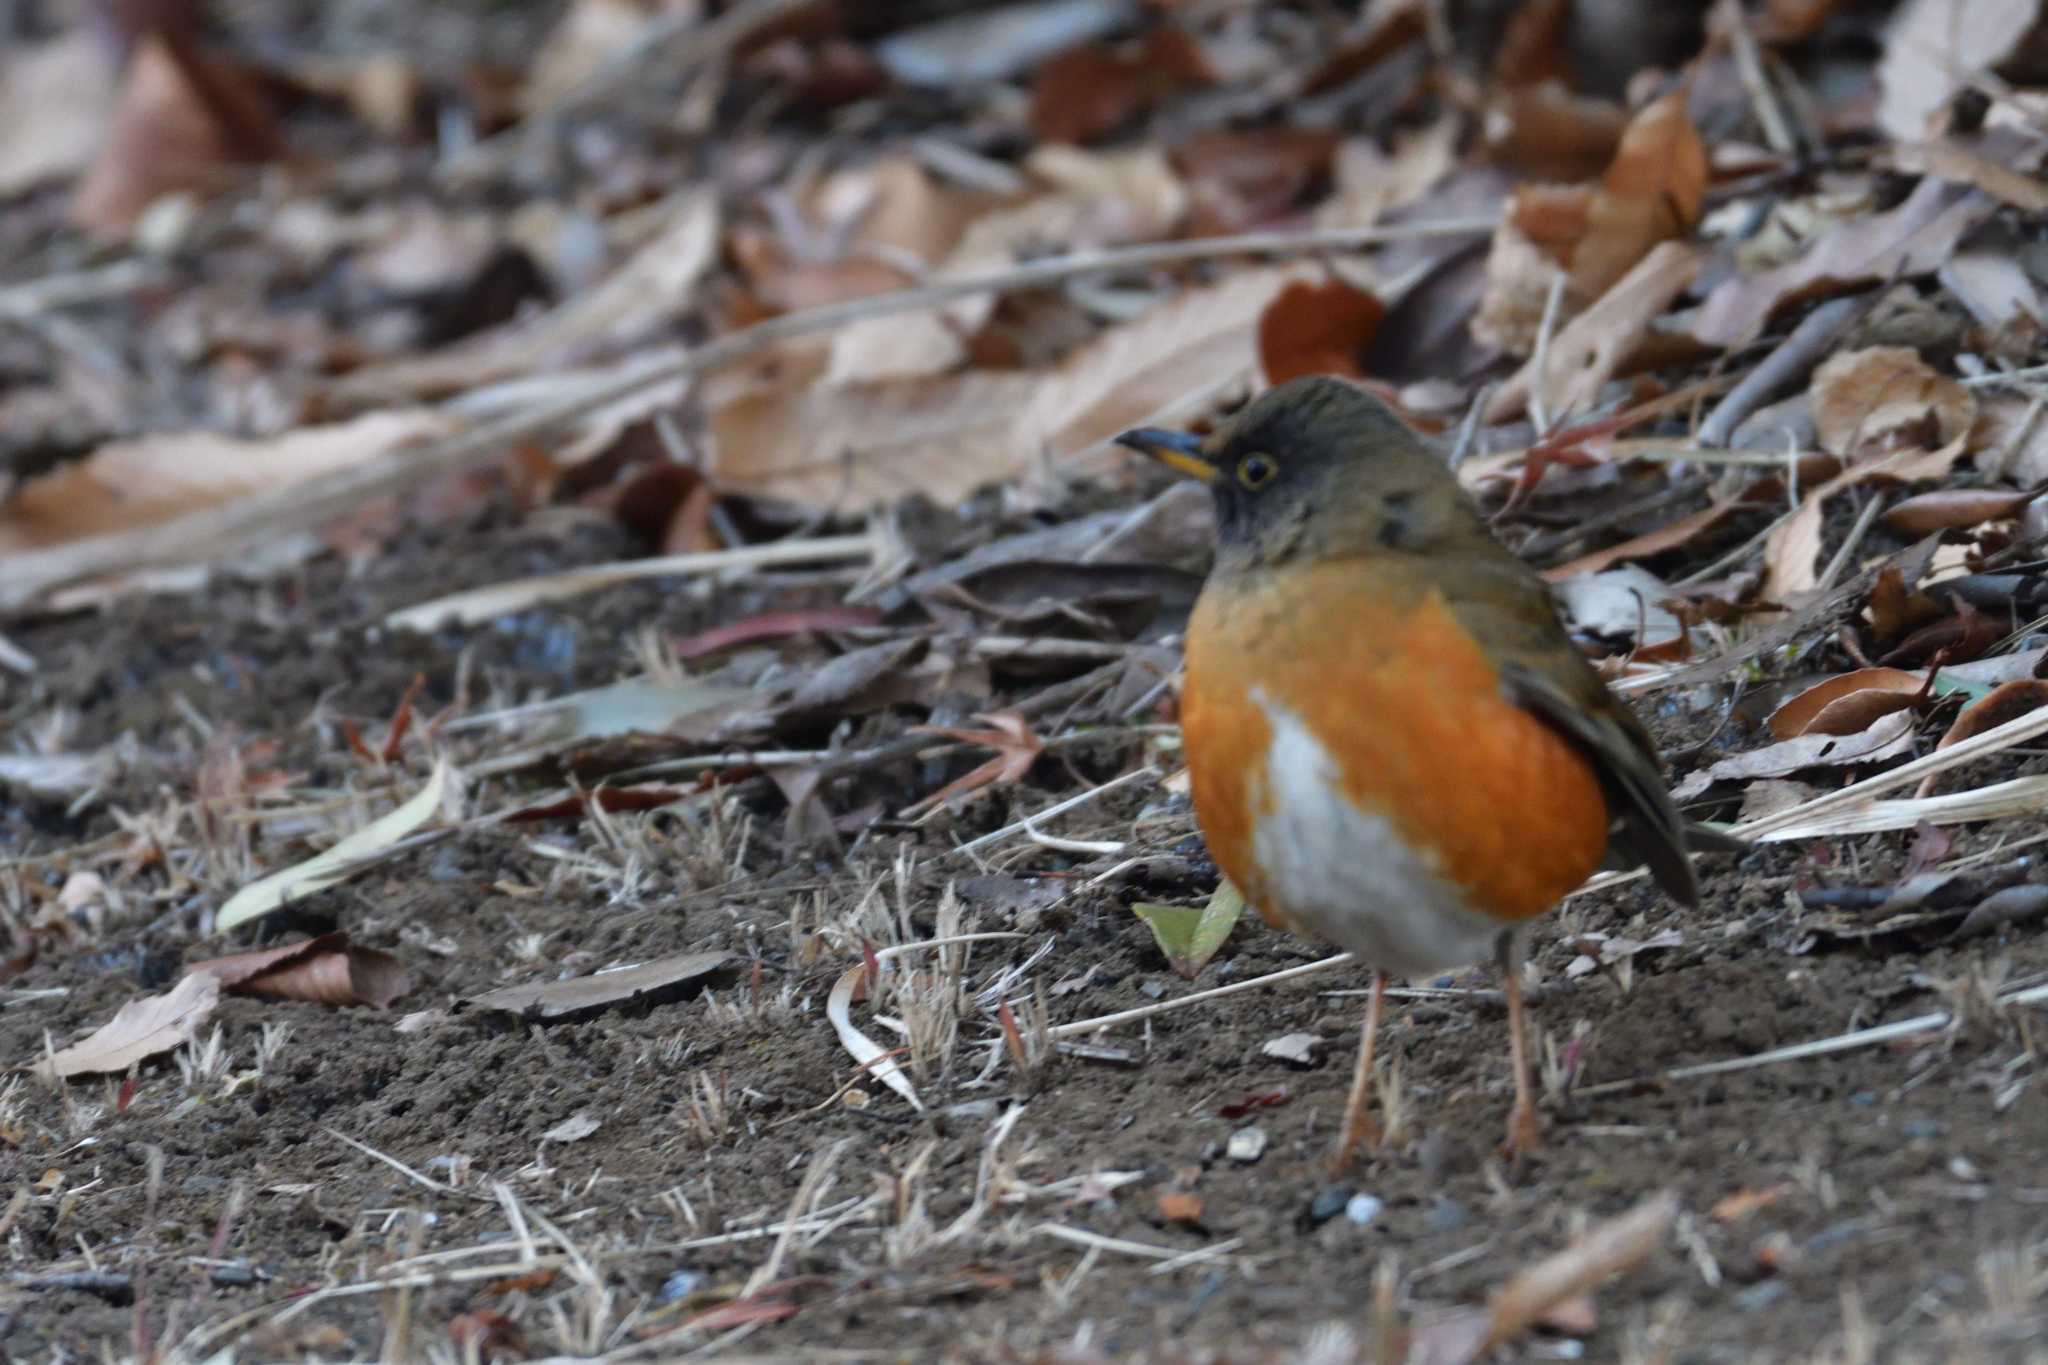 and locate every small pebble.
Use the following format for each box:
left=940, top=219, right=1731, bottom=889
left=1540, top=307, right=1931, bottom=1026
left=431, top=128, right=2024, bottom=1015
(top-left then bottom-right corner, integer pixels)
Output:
left=1901, top=1118, right=1942, bottom=1140
left=1302, top=1186, right=1354, bottom=1229
left=1949, top=1155, right=1983, bottom=1182
left=1344, top=1193, right=1383, bottom=1227
left=1226, top=1126, right=1268, bottom=1163
left=1261, top=1032, right=1323, bottom=1067
left=1849, top=1091, right=1878, bottom=1108
left=658, top=1270, right=706, bottom=1303
left=1139, top=979, right=1167, bottom=1000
